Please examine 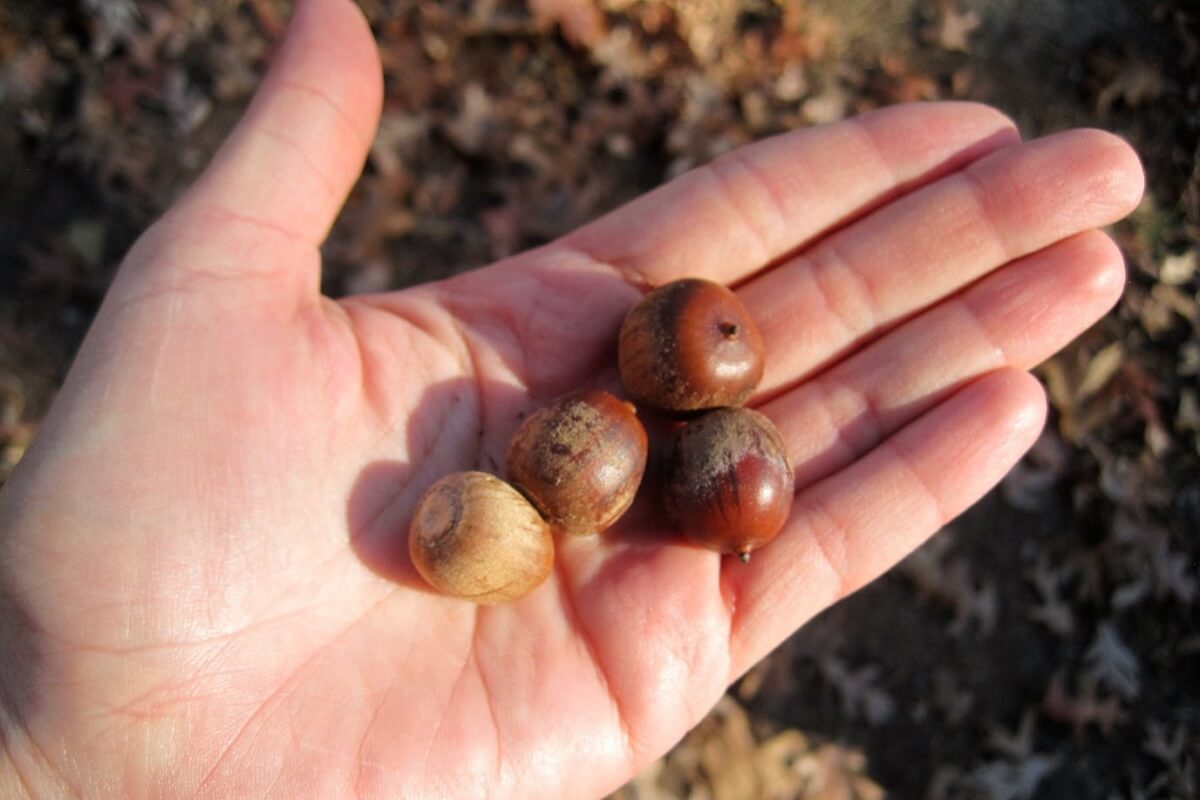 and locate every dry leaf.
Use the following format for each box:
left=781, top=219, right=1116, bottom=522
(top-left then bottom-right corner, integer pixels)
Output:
left=968, top=754, right=1060, bottom=800
left=985, top=711, right=1038, bottom=761
left=1076, top=342, right=1124, bottom=402
left=1096, top=58, right=1165, bottom=114
left=818, top=656, right=896, bottom=726
left=934, top=8, right=982, bottom=53
left=1042, top=673, right=1125, bottom=737
left=1178, top=389, right=1200, bottom=433
left=1026, top=558, right=1074, bottom=636
left=801, top=744, right=886, bottom=800
left=65, top=220, right=107, bottom=270
left=801, top=83, right=849, bottom=124
left=1002, top=461, right=1058, bottom=513
left=931, top=669, right=974, bottom=726
left=445, top=83, right=500, bottom=155
left=0, top=44, right=56, bottom=102
left=1158, top=249, right=1198, bottom=285
left=898, top=536, right=998, bottom=636
left=528, top=0, right=607, bottom=49
left=774, top=62, right=809, bottom=102
left=1083, top=623, right=1140, bottom=700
